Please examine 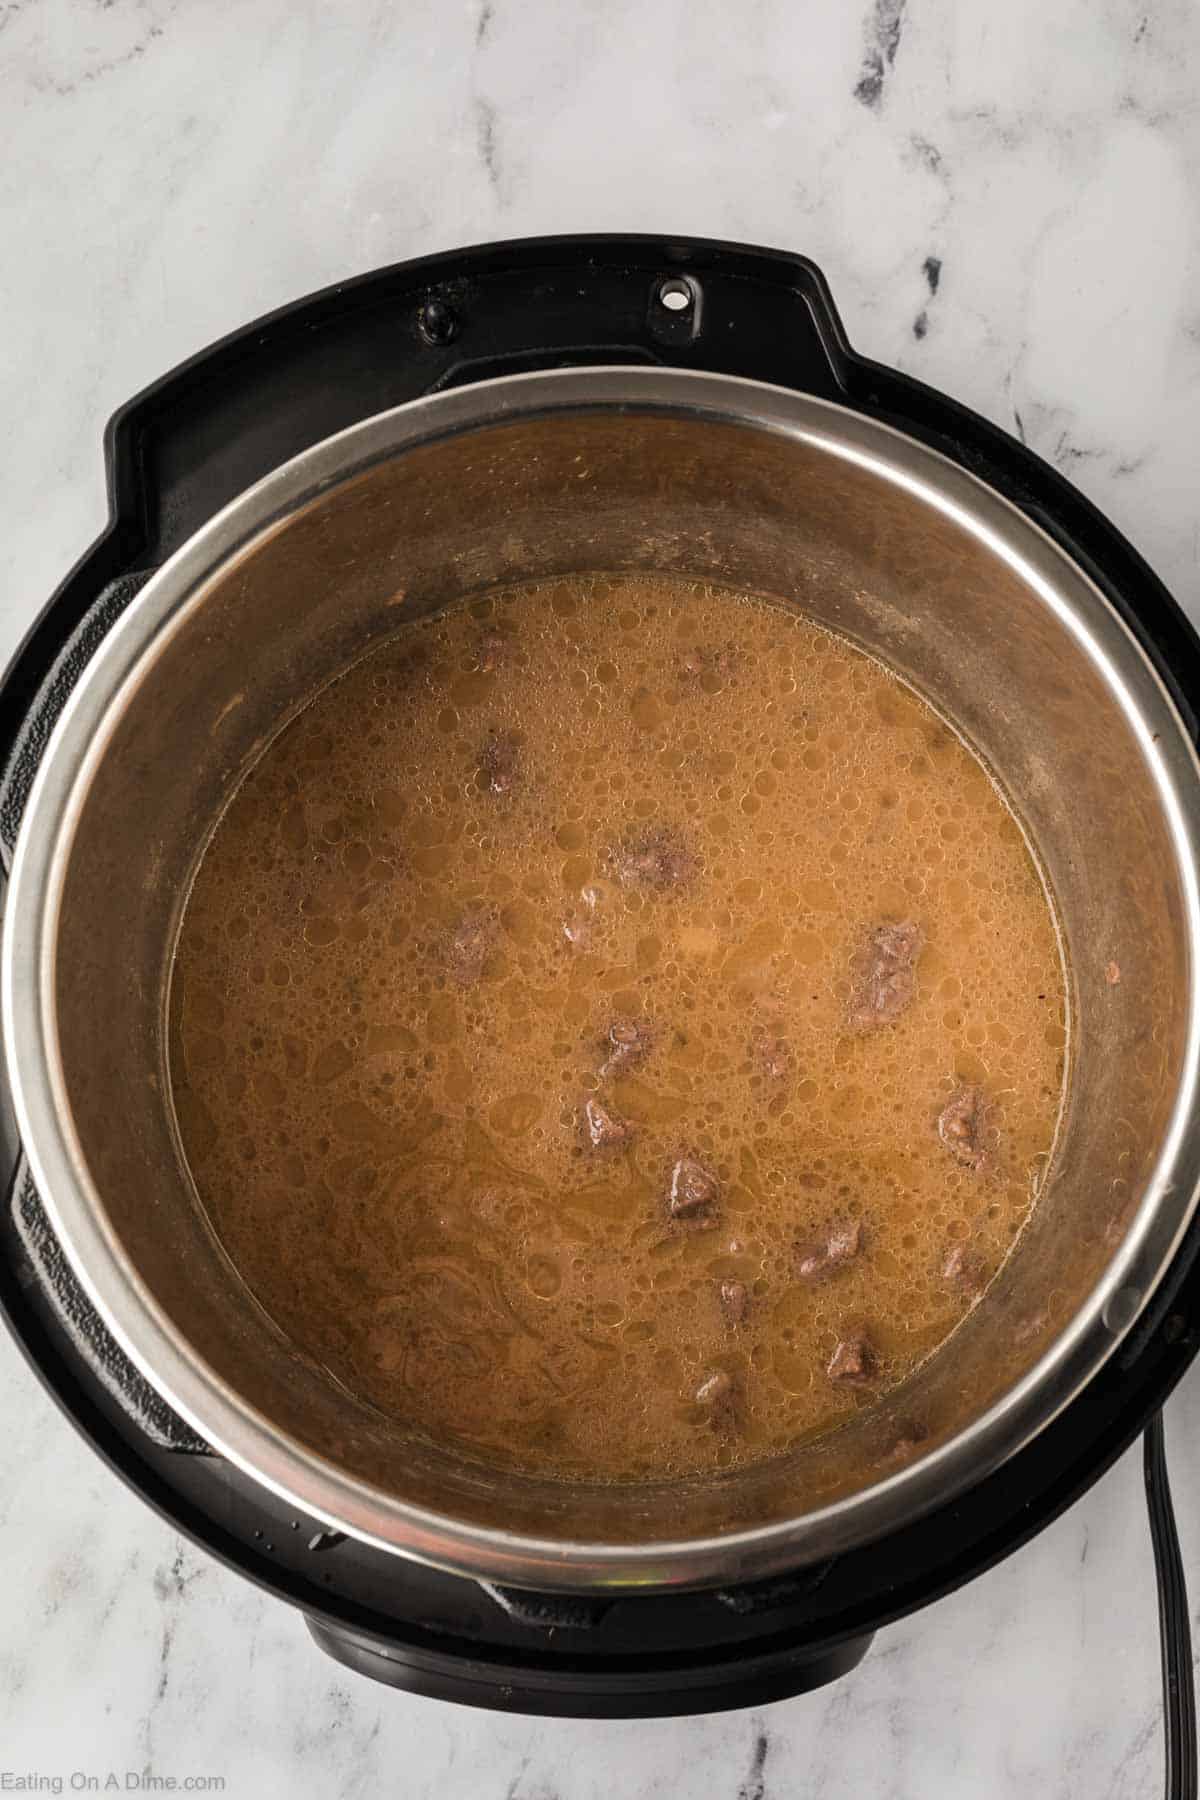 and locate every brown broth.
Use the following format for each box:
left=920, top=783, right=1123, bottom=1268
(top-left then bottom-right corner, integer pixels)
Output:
left=170, top=576, right=1068, bottom=1481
